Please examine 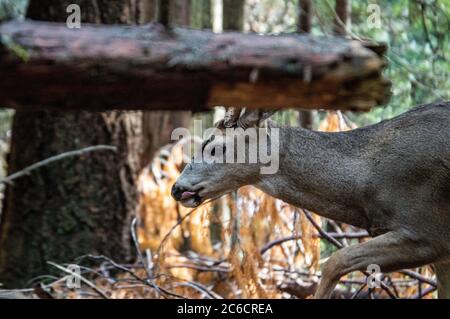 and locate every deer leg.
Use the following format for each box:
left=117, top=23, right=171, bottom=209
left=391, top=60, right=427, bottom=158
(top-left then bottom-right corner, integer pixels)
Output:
left=433, top=261, right=450, bottom=299
left=314, top=231, right=438, bottom=299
